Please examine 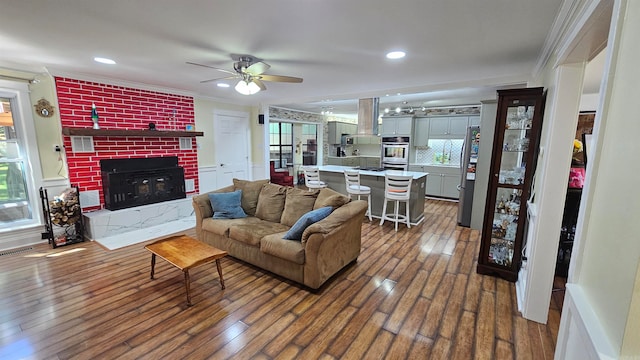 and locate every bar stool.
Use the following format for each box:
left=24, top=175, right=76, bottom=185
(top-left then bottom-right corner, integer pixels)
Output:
left=303, top=166, right=327, bottom=191
left=344, top=169, right=372, bottom=221
left=380, top=173, right=413, bottom=231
